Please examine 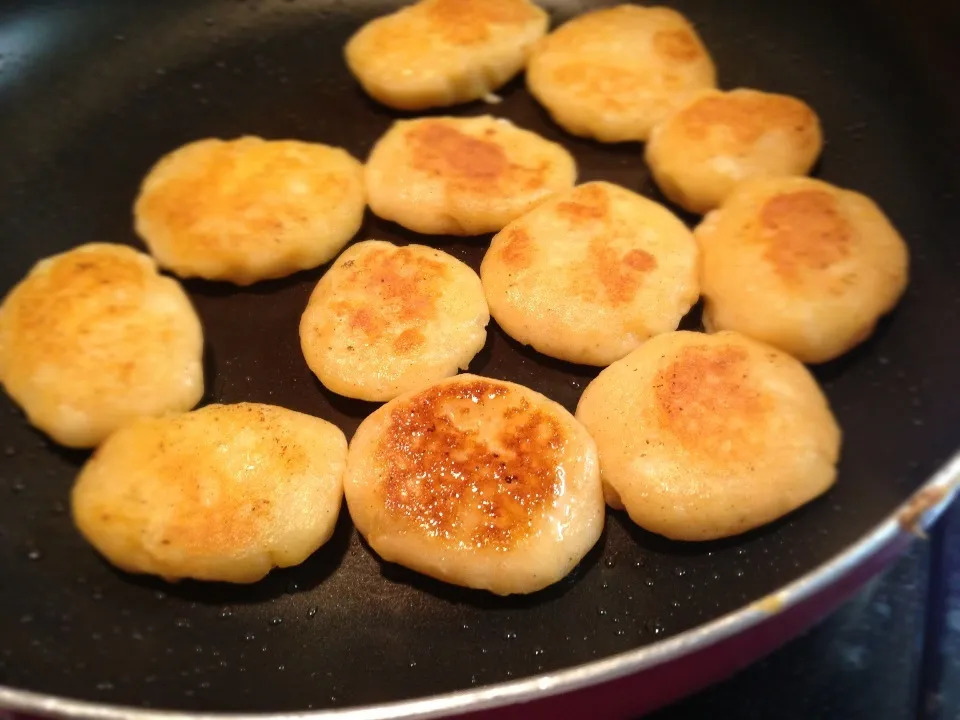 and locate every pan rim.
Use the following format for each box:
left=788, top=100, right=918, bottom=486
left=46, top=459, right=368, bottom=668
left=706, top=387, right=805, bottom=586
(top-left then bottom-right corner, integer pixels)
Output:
left=1, top=450, right=958, bottom=720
